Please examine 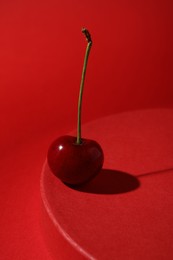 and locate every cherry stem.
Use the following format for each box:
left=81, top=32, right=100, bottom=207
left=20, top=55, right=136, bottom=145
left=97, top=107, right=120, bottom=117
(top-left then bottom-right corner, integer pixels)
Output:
left=76, top=28, right=92, bottom=144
